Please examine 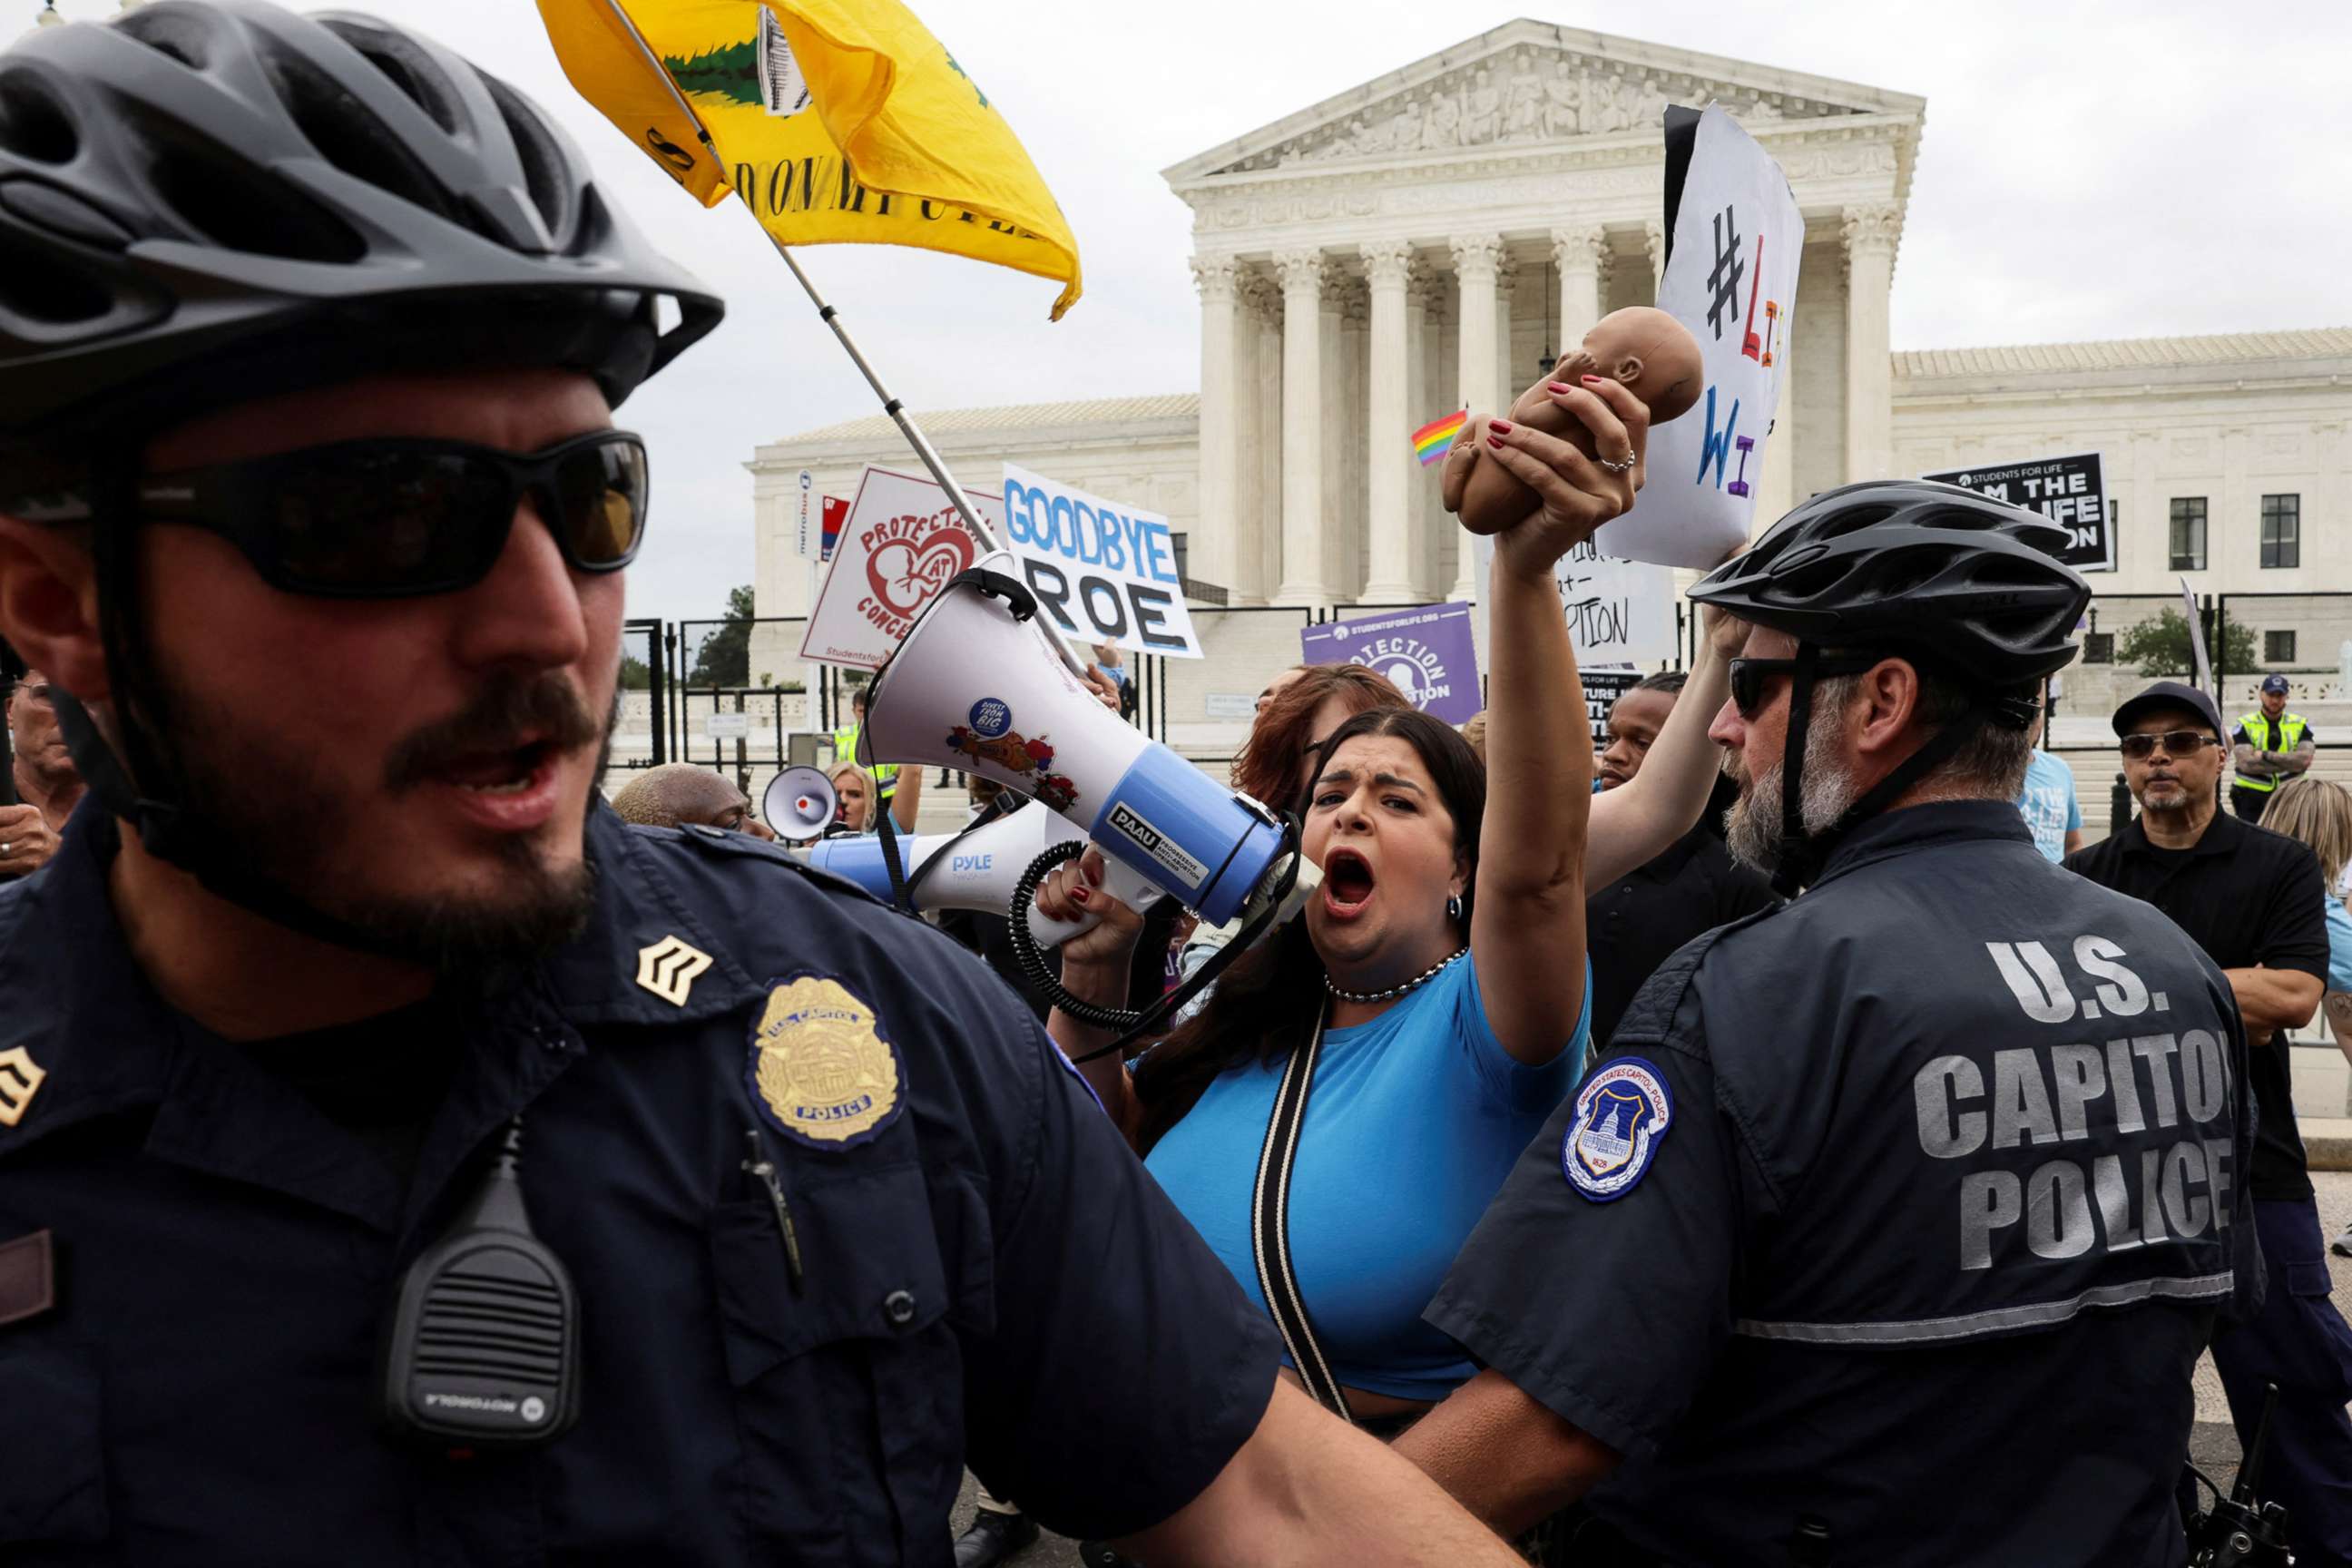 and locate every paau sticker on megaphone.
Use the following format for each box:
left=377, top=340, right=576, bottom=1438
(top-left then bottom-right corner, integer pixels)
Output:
left=802, top=799, right=1162, bottom=950
left=859, top=558, right=1289, bottom=927
left=761, top=766, right=839, bottom=841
